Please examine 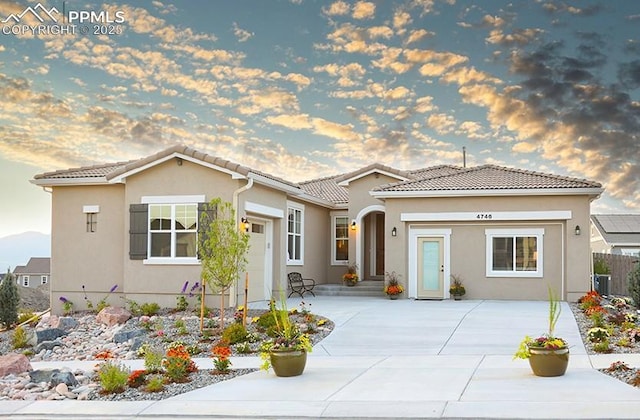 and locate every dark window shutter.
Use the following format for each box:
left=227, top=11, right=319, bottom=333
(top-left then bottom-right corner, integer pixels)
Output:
left=129, top=204, right=148, bottom=260
left=197, top=202, right=216, bottom=259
